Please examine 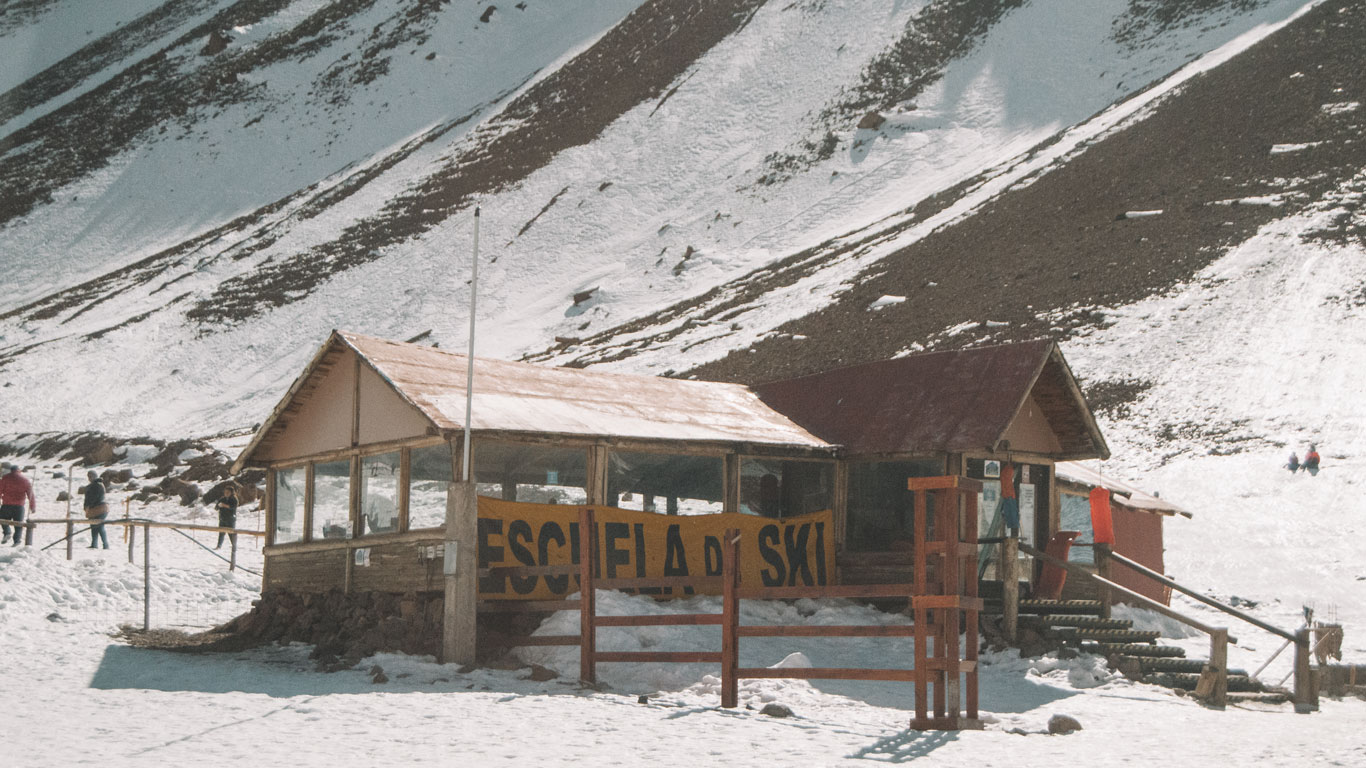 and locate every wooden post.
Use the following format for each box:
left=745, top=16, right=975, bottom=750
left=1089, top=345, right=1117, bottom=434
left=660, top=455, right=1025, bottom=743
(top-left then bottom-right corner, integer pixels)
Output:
left=1094, top=542, right=1112, bottom=620
left=230, top=534, right=238, bottom=572
left=579, top=507, right=597, bottom=685
left=441, top=482, right=478, bottom=666
left=1195, top=628, right=1229, bottom=708
left=66, top=515, right=74, bottom=561
left=1293, top=628, right=1318, bottom=713
left=721, top=528, right=740, bottom=708
left=939, top=489, right=960, bottom=721
left=912, top=486, right=929, bottom=726
left=142, top=523, right=151, bottom=631
left=128, top=515, right=136, bottom=564
left=1001, top=536, right=1019, bottom=643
